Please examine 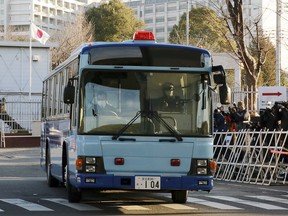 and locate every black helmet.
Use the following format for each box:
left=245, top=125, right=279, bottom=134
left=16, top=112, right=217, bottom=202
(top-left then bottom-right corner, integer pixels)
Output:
left=163, top=82, right=174, bottom=91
